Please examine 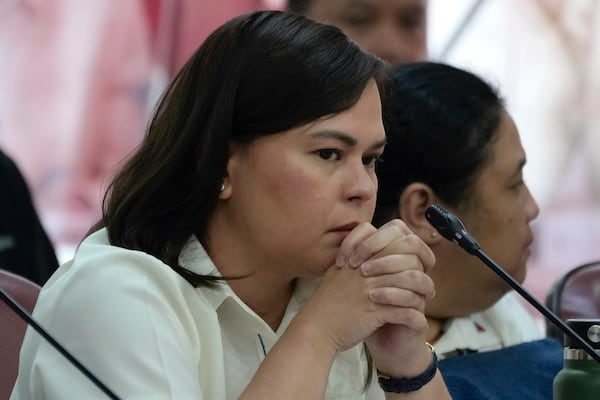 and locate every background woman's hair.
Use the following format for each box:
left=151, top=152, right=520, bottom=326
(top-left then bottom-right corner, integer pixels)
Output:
left=90, top=10, right=385, bottom=287
left=373, top=62, right=504, bottom=227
